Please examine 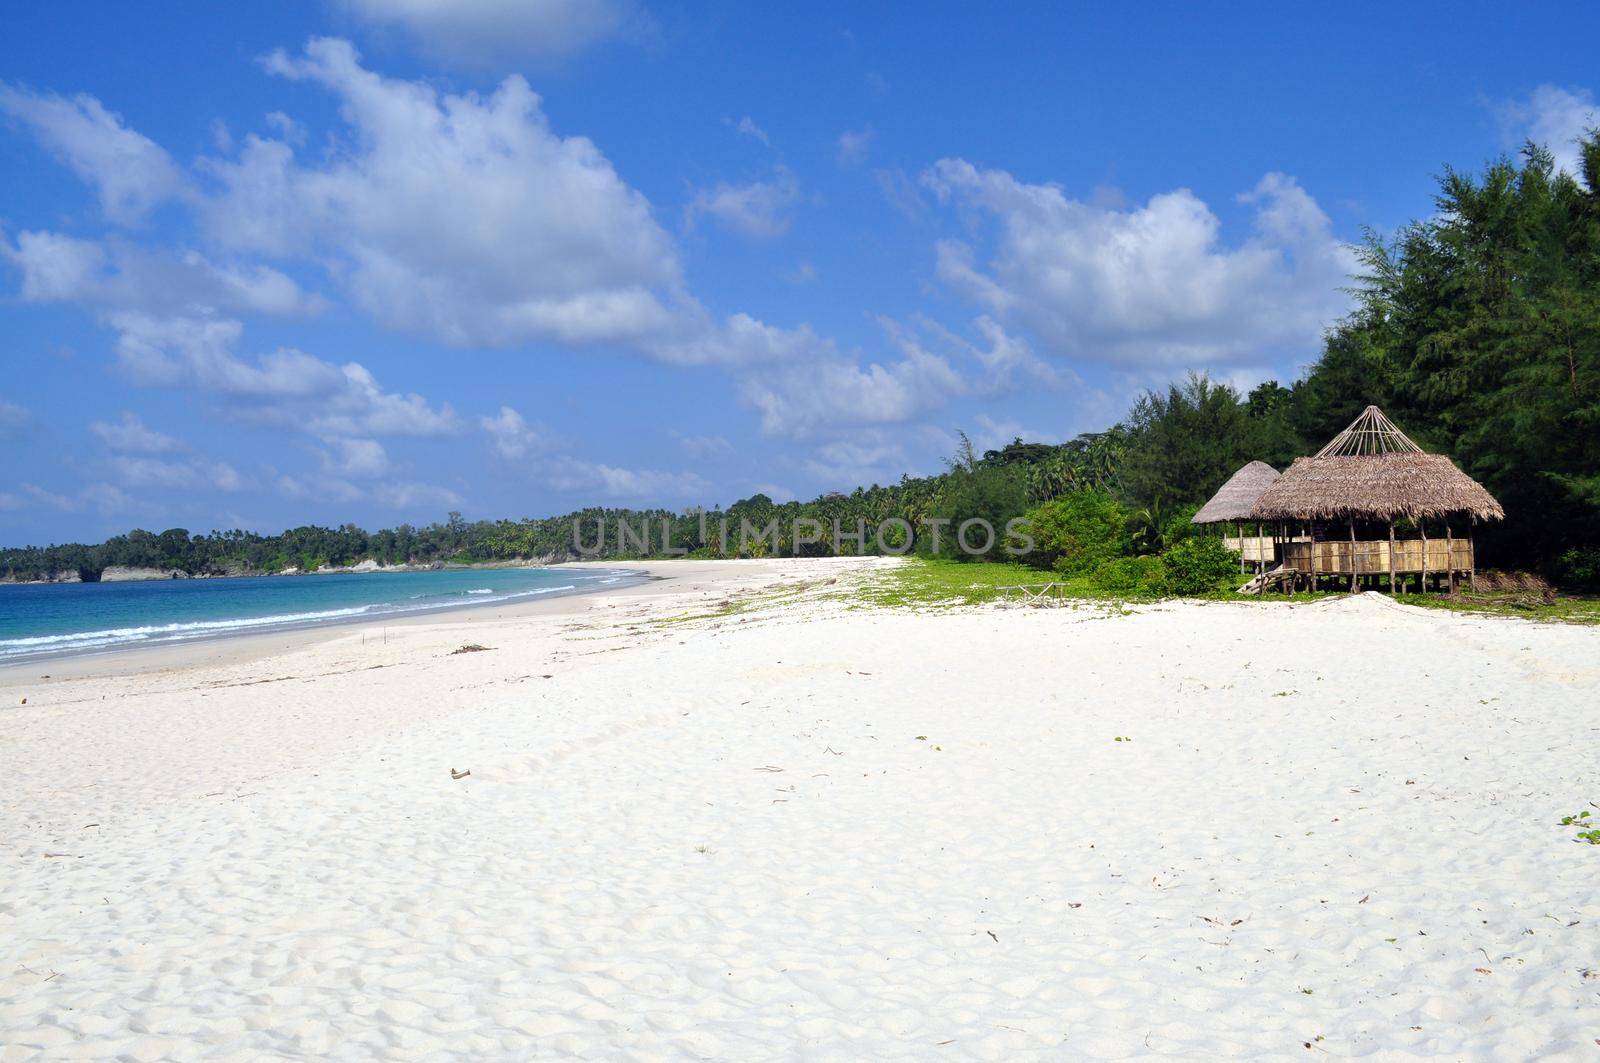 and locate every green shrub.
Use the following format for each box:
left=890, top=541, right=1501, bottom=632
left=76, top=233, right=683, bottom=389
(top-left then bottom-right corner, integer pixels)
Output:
left=1160, top=502, right=1206, bottom=547
left=1160, top=536, right=1240, bottom=595
left=1557, top=546, right=1600, bottom=590
left=1018, top=490, right=1128, bottom=576
left=1090, top=555, right=1168, bottom=597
